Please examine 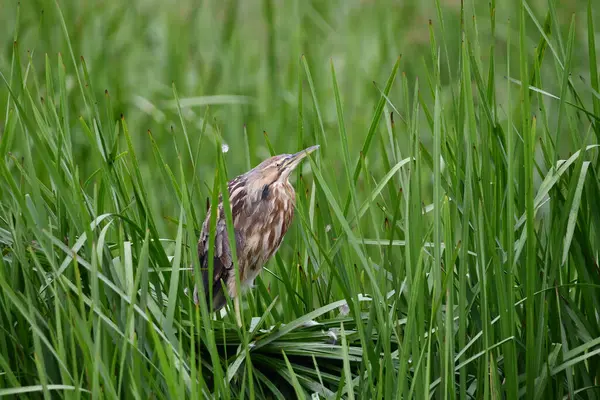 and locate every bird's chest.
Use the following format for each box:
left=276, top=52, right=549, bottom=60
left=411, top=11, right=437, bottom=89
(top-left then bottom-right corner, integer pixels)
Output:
left=239, top=184, right=295, bottom=275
